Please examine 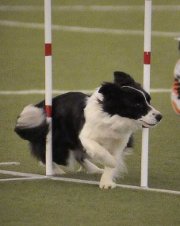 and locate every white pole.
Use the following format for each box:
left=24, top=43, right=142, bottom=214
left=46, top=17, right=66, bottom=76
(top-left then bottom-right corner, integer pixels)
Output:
left=141, top=0, right=152, bottom=187
left=44, top=0, right=53, bottom=175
